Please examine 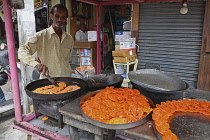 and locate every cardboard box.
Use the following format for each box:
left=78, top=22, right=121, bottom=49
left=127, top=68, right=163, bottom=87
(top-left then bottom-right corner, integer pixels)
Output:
left=112, top=49, right=136, bottom=57
left=115, top=31, right=131, bottom=41
left=88, top=31, right=102, bottom=41
left=119, top=38, right=136, bottom=50
left=114, top=55, right=137, bottom=63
